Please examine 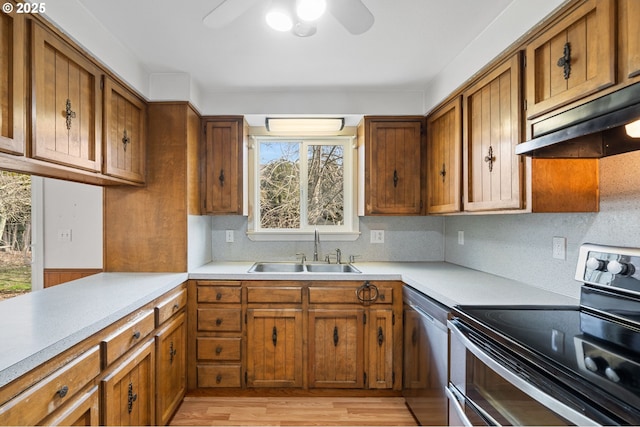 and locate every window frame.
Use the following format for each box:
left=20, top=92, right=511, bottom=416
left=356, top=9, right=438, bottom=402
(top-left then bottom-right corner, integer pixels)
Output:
left=247, top=136, right=359, bottom=241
